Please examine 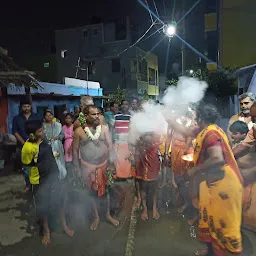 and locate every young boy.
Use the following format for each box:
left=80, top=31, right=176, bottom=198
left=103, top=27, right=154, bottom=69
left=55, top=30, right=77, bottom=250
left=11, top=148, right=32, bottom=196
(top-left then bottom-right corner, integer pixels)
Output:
left=229, top=120, right=249, bottom=146
left=22, top=120, right=73, bottom=246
